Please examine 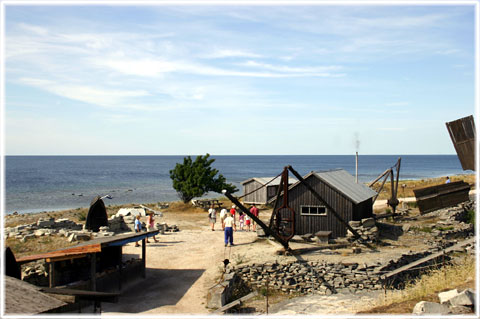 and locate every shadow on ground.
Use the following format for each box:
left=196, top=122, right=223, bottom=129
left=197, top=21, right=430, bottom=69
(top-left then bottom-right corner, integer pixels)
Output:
left=102, top=268, right=205, bottom=313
